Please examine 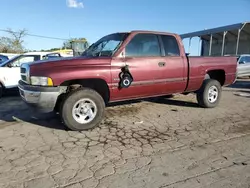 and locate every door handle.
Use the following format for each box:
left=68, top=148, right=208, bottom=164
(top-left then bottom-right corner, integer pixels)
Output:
left=158, top=62, right=166, bottom=67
